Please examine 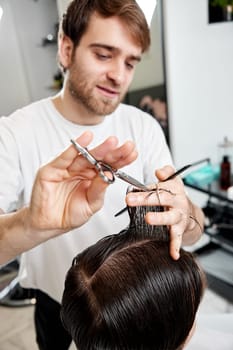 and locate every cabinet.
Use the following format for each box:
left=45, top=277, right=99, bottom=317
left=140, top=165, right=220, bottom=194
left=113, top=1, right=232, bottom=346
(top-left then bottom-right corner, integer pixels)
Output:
left=183, top=179, right=233, bottom=303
